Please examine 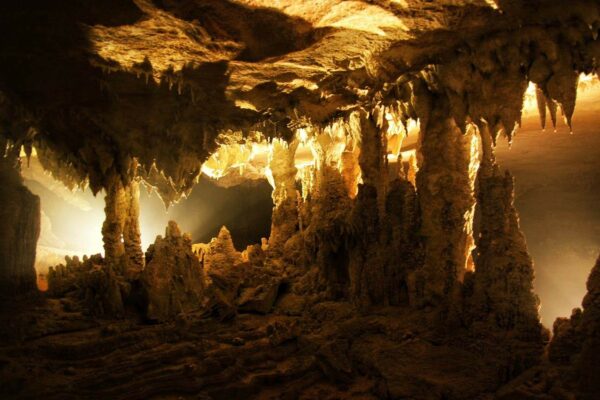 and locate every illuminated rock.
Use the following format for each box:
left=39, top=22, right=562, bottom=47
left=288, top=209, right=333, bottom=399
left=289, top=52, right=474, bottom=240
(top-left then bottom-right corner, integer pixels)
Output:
left=203, top=226, right=243, bottom=273
left=413, top=79, right=477, bottom=306
left=102, top=178, right=144, bottom=277
left=1, top=0, right=600, bottom=398
left=267, top=139, right=300, bottom=257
